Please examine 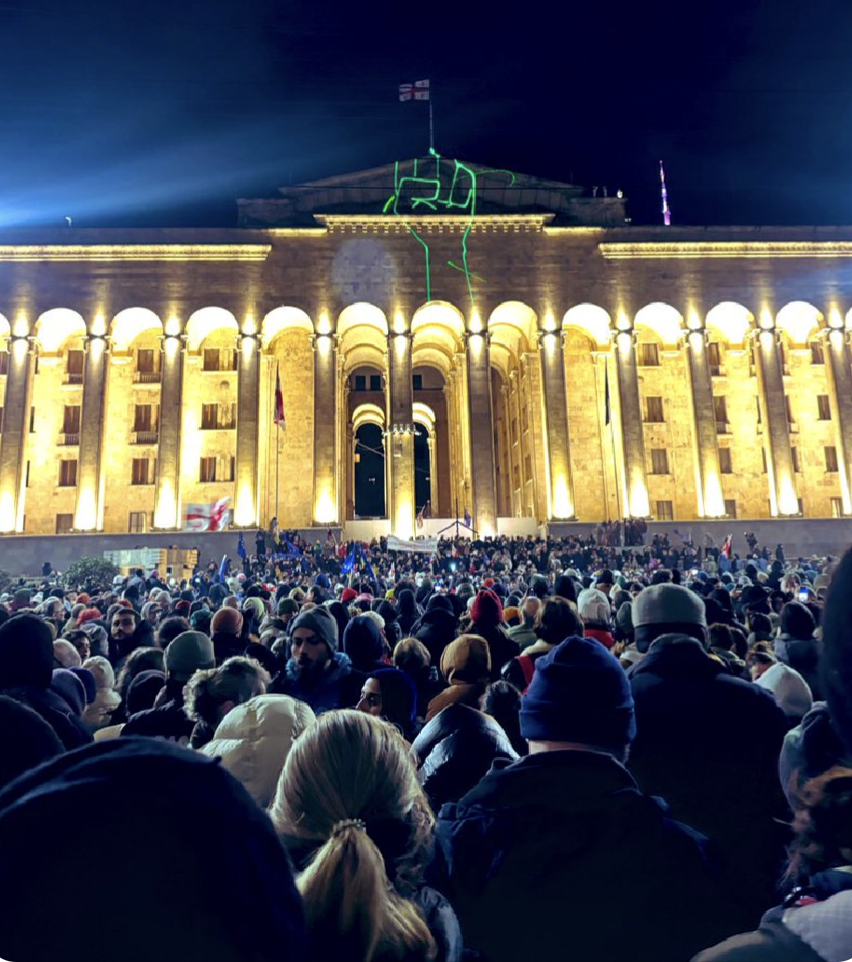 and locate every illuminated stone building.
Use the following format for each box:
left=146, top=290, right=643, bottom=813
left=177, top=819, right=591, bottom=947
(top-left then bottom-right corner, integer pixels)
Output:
left=0, top=158, right=851, bottom=539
